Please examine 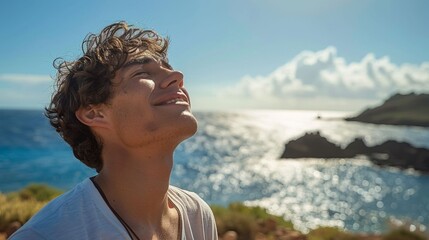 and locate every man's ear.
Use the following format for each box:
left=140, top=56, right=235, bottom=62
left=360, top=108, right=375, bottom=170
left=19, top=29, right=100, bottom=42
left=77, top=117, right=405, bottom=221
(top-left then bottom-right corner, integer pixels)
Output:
left=75, top=105, right=109, bottom=128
